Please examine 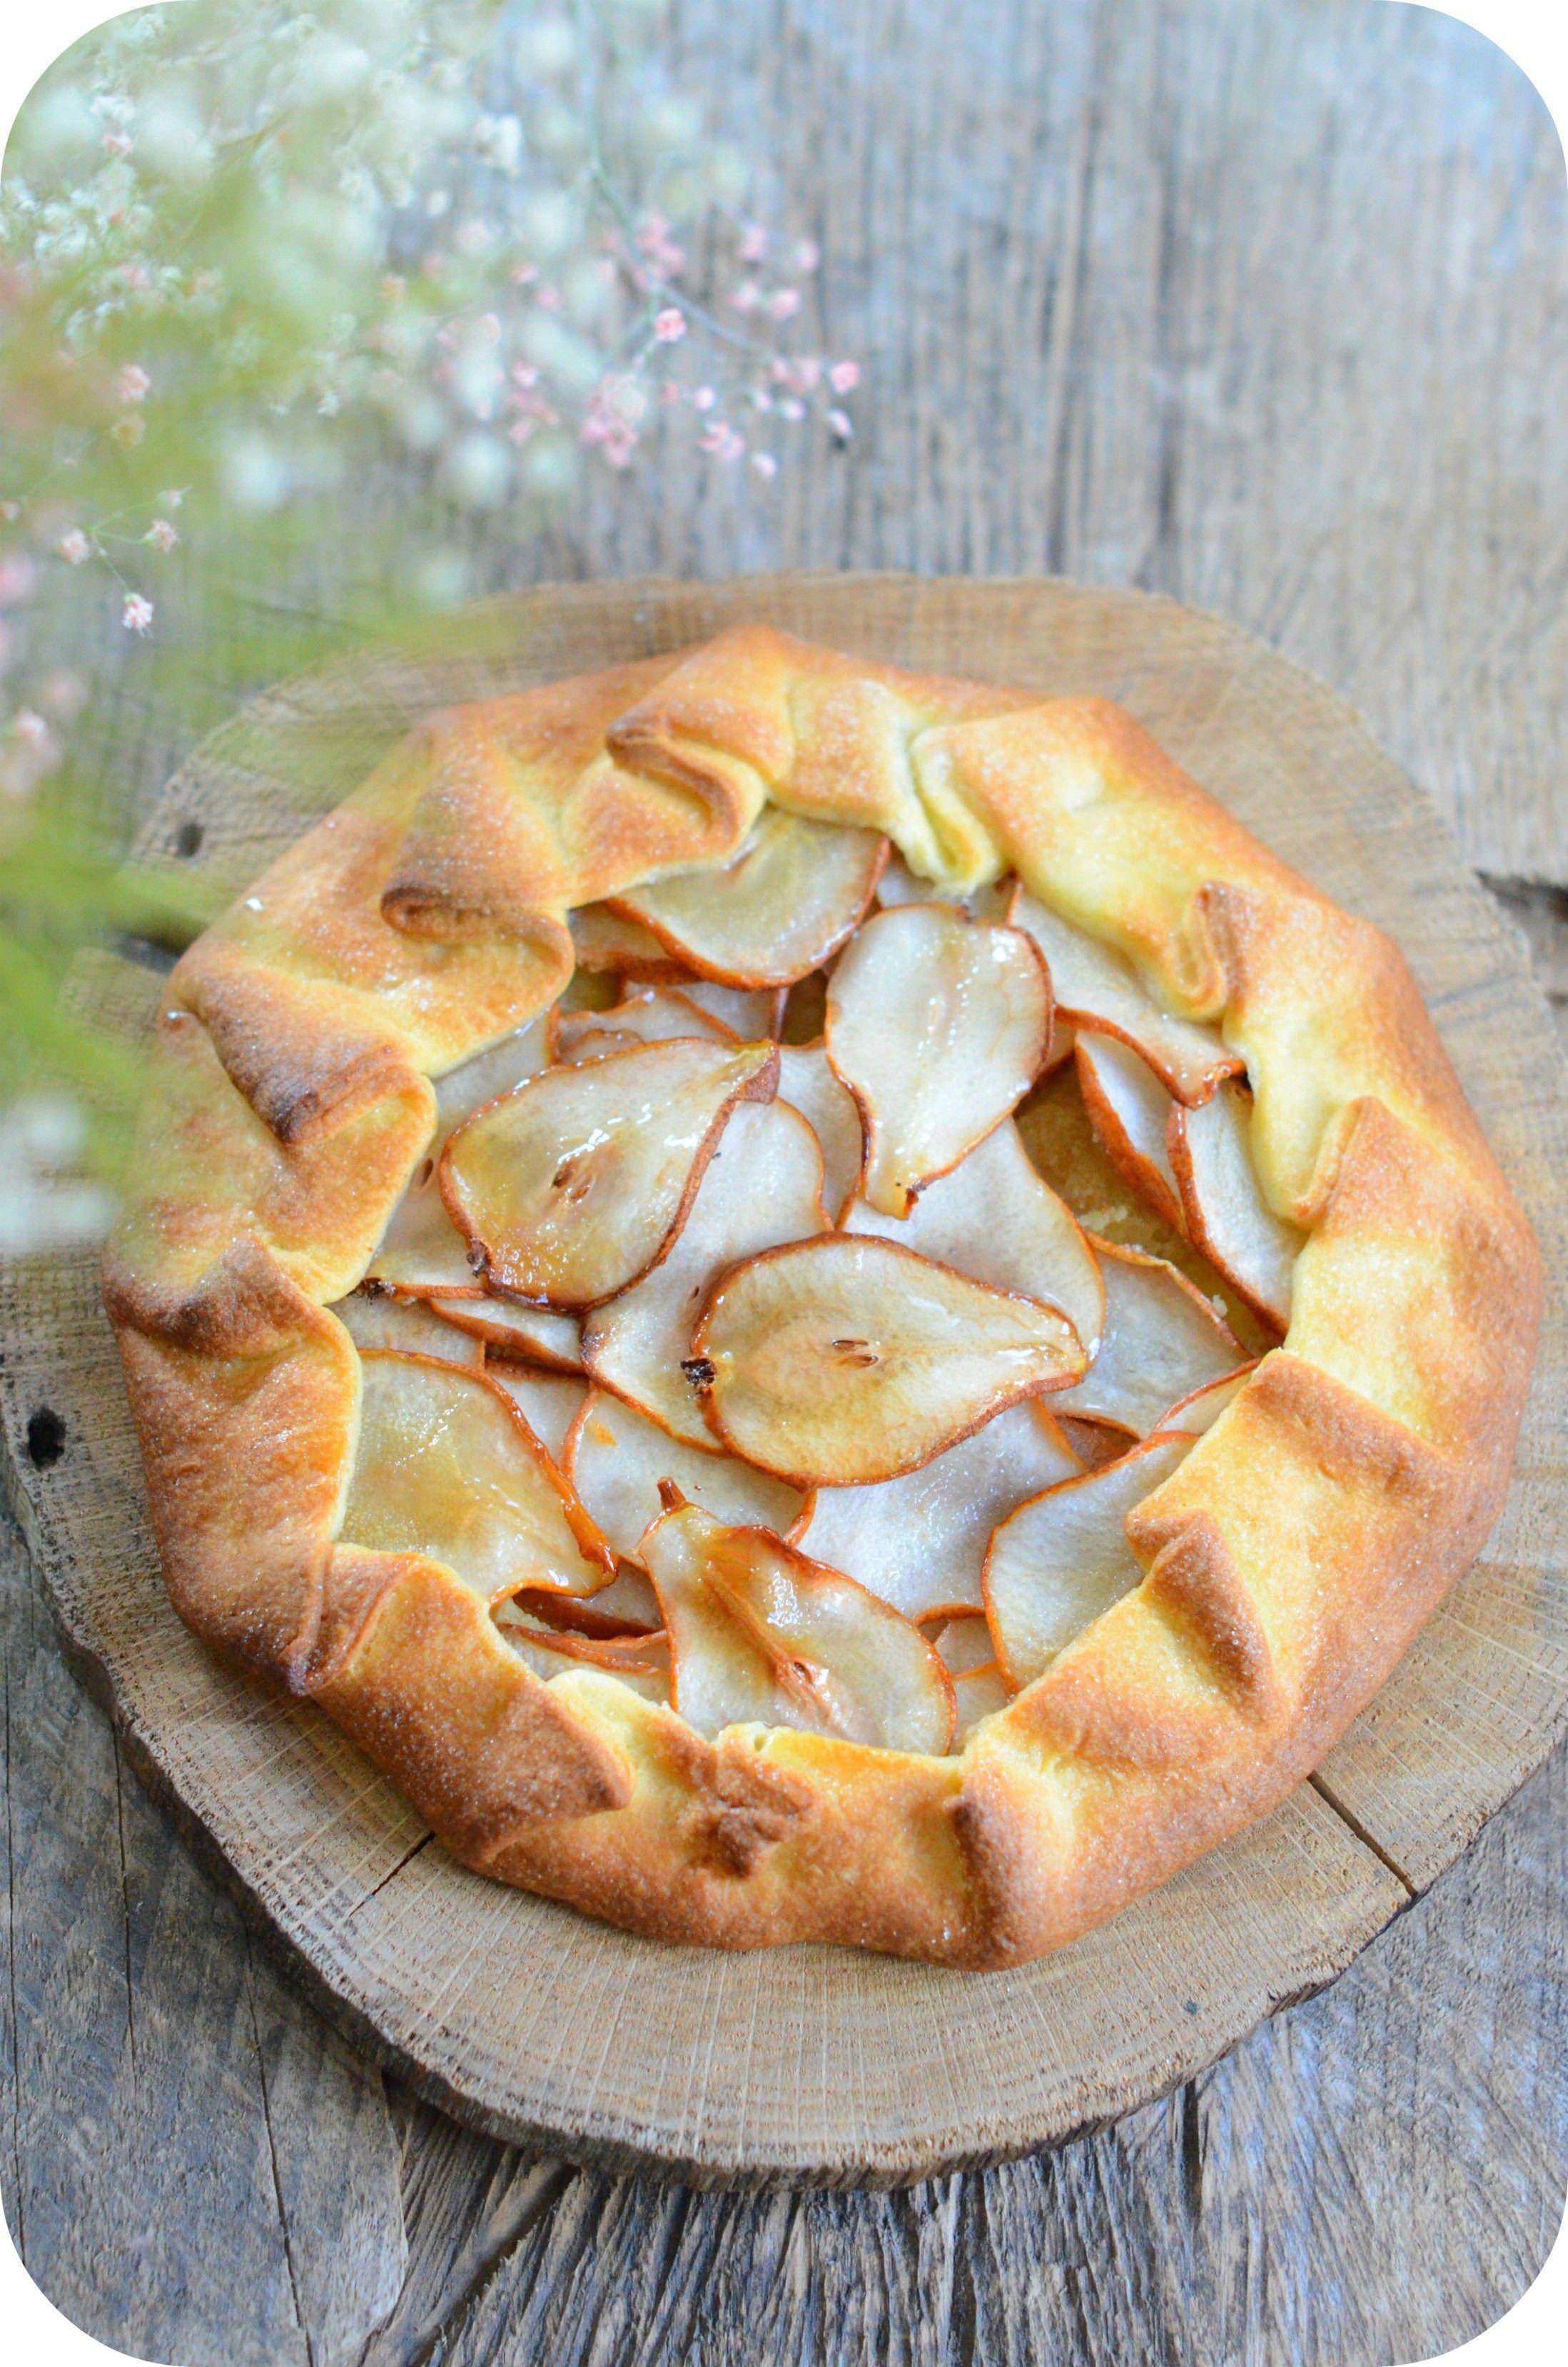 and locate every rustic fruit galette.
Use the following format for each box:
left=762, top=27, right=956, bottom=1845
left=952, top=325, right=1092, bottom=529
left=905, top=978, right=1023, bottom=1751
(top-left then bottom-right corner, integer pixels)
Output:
left=103, top=626, right=1540, bottom=1966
